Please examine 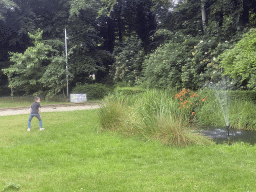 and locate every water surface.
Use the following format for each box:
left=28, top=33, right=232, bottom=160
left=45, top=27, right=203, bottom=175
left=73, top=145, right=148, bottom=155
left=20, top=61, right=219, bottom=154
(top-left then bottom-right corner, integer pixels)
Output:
left=198, top=127, right=256, bottom=145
